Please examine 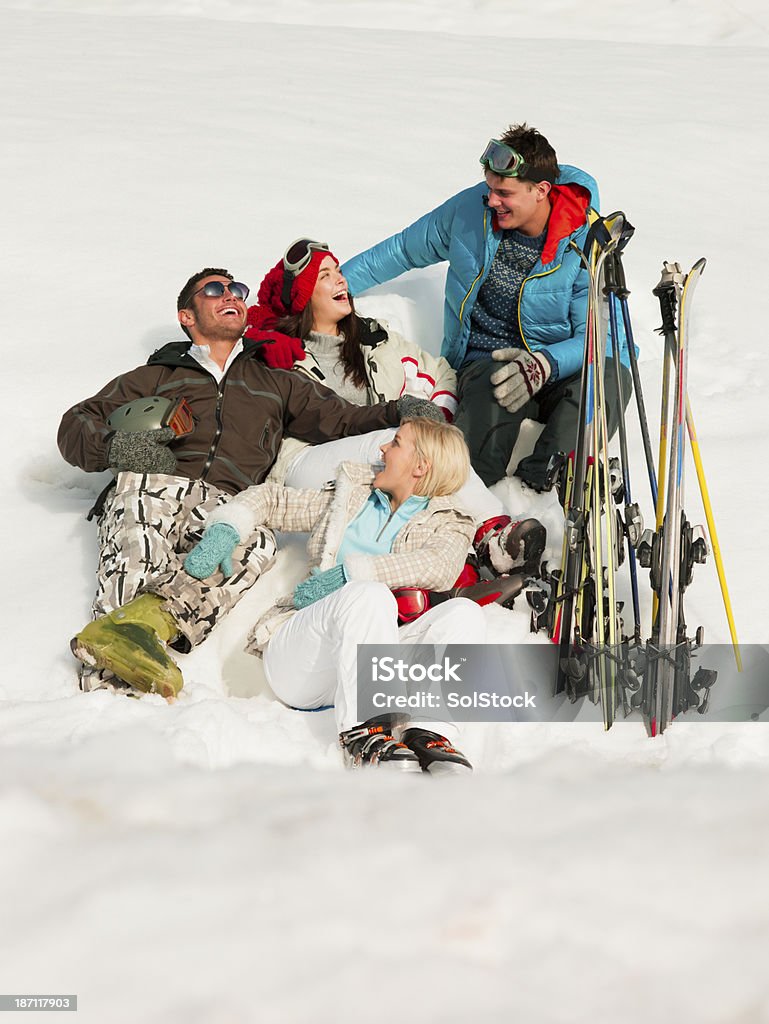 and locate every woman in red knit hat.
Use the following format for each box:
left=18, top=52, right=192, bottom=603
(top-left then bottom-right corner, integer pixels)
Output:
left=245, top=239, right=547, bottom=579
